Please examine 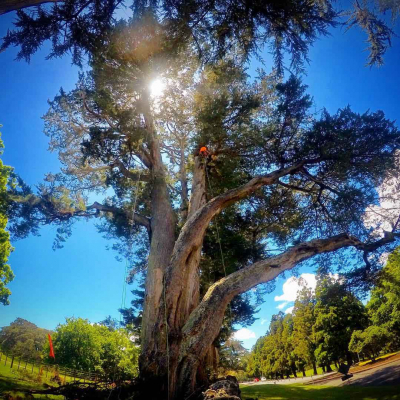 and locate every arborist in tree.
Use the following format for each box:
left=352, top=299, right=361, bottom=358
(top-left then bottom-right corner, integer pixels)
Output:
left=199, top=146, right=209, bottom=157
left=198, top=146, right=221, bottom=187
